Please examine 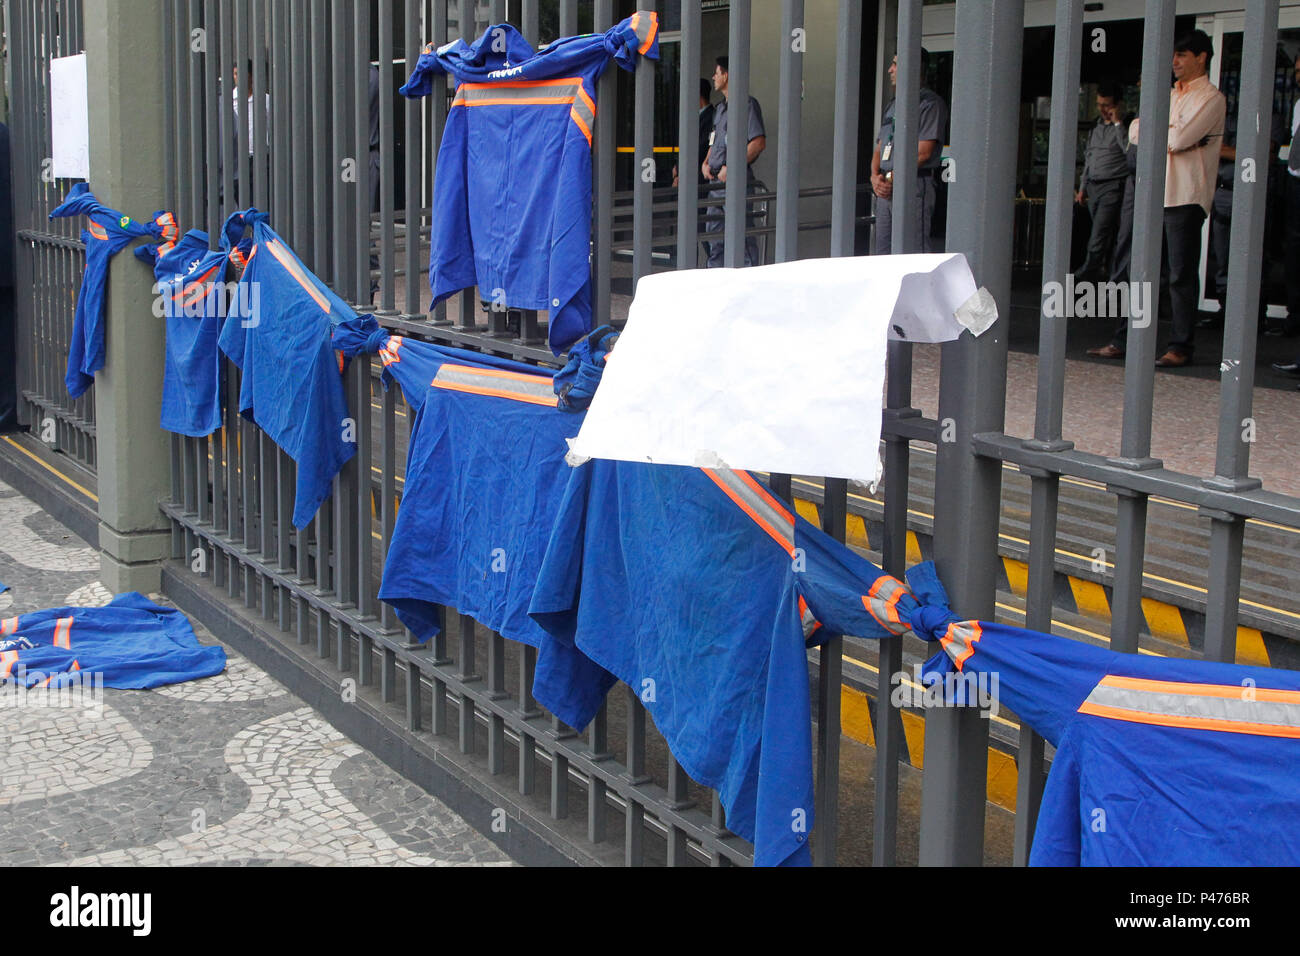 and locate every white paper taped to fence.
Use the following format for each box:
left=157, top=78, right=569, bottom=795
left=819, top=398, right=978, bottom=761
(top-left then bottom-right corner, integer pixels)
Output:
left=570, top=253, right=980, bottom=485
left=50, top=54, right=90, bottom=180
